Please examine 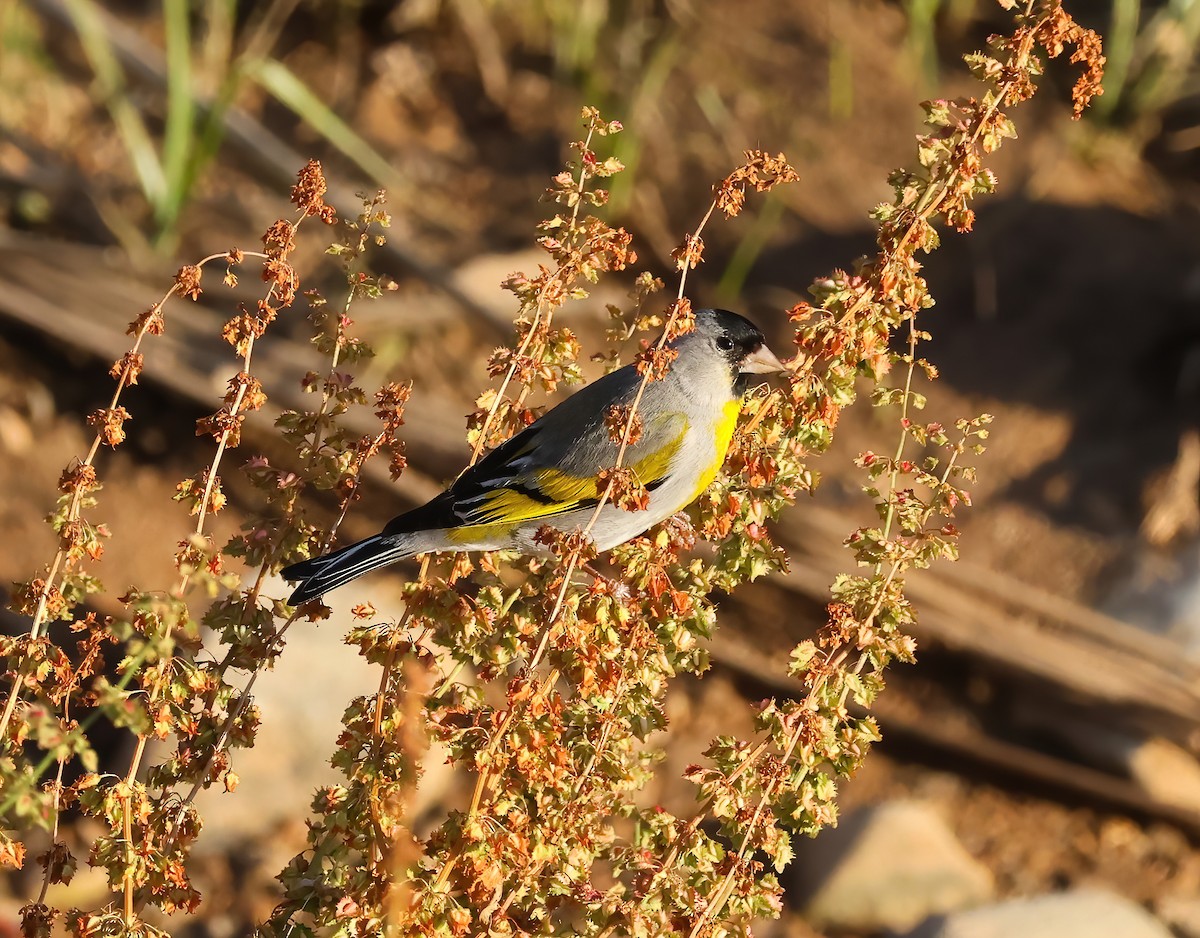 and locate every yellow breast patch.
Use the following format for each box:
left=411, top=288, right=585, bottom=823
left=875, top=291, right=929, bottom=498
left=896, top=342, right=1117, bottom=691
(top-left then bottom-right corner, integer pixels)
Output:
left=687, top=398, right=742, bottom=503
